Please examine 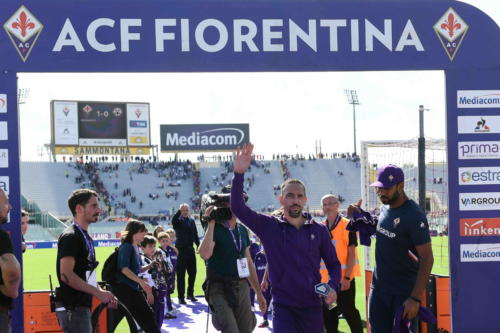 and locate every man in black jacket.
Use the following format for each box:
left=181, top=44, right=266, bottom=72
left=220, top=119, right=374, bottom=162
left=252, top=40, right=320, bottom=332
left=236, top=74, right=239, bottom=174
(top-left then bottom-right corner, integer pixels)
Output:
left=172, top=203, right=200, bottom=304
